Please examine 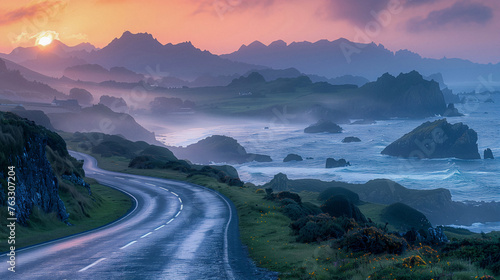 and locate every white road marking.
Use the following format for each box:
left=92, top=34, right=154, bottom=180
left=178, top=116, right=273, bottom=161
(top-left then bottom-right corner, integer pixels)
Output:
left=114, top=176, right=125, bottom=180
left=140, top=232, right=153, bottom=238
left=78, top=258, right=107, bottom=272
left=166, top=218, right=174, bottom=224
left=159, top=187, right=169, bottom=191
left=145, top=183, right=155, bottom=186
left=155, top=225, right=165, bottom=231
left=171, top=192, right=179, bottom=197
left=130, top=179, right=141, bottom=184
left=178, top=198, right=182, bottom=203
left=175, top=211, right=181, bottom=217
left=180, top=204, right=183, bottom=210
left=120, top=241, right=137, bottom=249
